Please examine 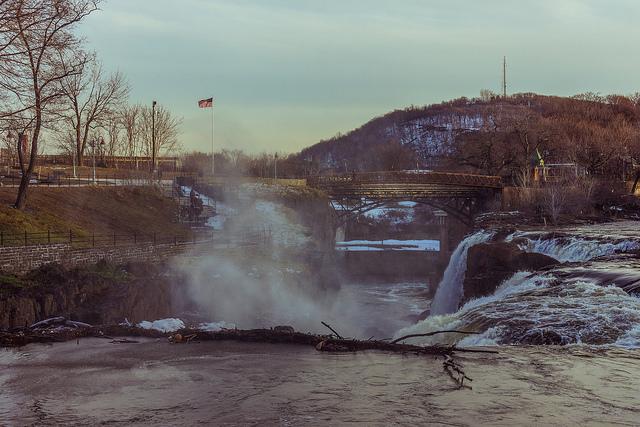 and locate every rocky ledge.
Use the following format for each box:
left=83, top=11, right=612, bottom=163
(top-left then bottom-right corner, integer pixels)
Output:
left=463, top=241, right=559, bottom=303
